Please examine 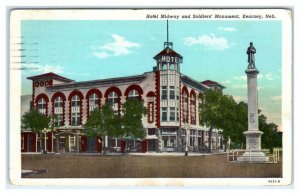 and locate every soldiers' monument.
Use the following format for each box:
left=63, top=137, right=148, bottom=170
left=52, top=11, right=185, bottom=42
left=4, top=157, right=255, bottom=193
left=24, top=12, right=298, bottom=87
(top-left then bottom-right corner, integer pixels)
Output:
left=237, top=42, right=269, bottom=162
